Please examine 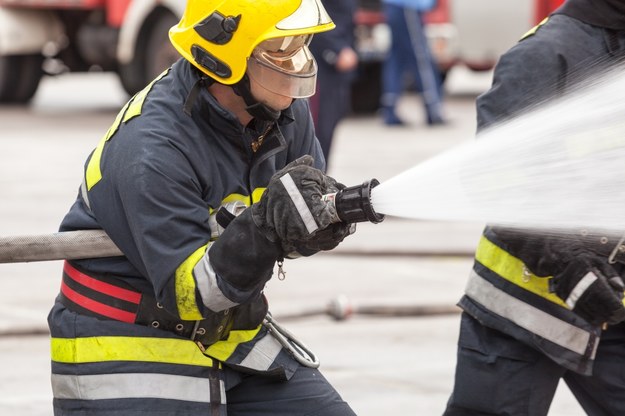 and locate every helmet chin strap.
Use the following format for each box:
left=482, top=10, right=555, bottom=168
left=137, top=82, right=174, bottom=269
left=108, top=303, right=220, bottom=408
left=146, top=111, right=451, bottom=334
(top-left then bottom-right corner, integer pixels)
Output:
left=233, top=74, right=282, bottom=122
